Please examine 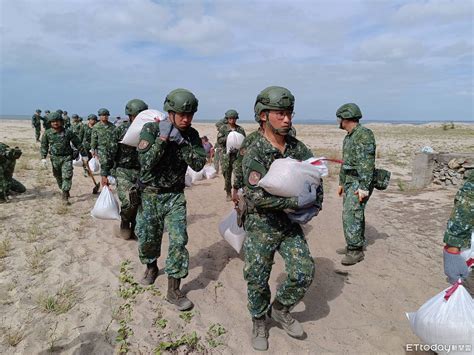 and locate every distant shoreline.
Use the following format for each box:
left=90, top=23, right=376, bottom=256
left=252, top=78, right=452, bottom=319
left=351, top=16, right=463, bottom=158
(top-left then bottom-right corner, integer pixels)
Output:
left=1, top=115, right=472, bottom=126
